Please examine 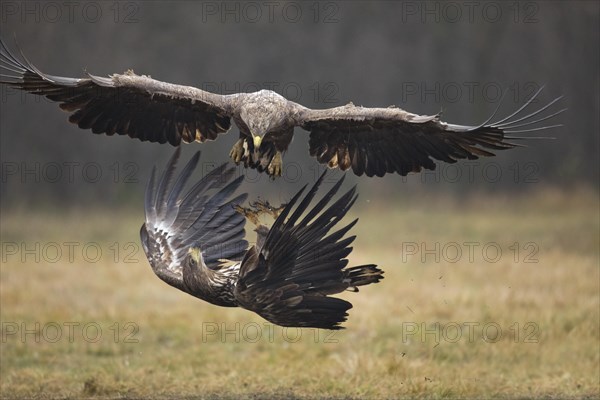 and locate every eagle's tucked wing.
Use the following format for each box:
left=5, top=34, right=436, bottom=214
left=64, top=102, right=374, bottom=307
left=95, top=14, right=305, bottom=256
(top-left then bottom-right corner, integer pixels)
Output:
left=140, top=148, right=248, bottom=293
left=0, top=40, right=235, bottom=145
left=234, top=173, right=382, bottom=330
left=296, top=88, right=564, bottom=177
